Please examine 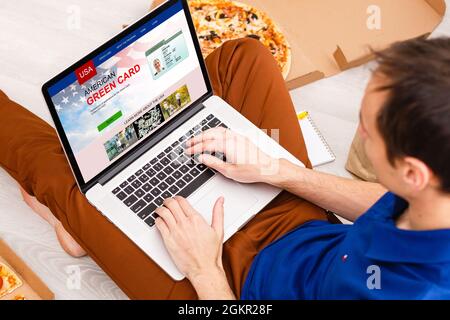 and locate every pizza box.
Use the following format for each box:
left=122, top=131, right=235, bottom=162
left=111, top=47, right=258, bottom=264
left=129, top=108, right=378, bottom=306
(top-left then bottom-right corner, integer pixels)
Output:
left=151, top=0, right=445, bottom=89
left=0, top=239, right=54, bottom=300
